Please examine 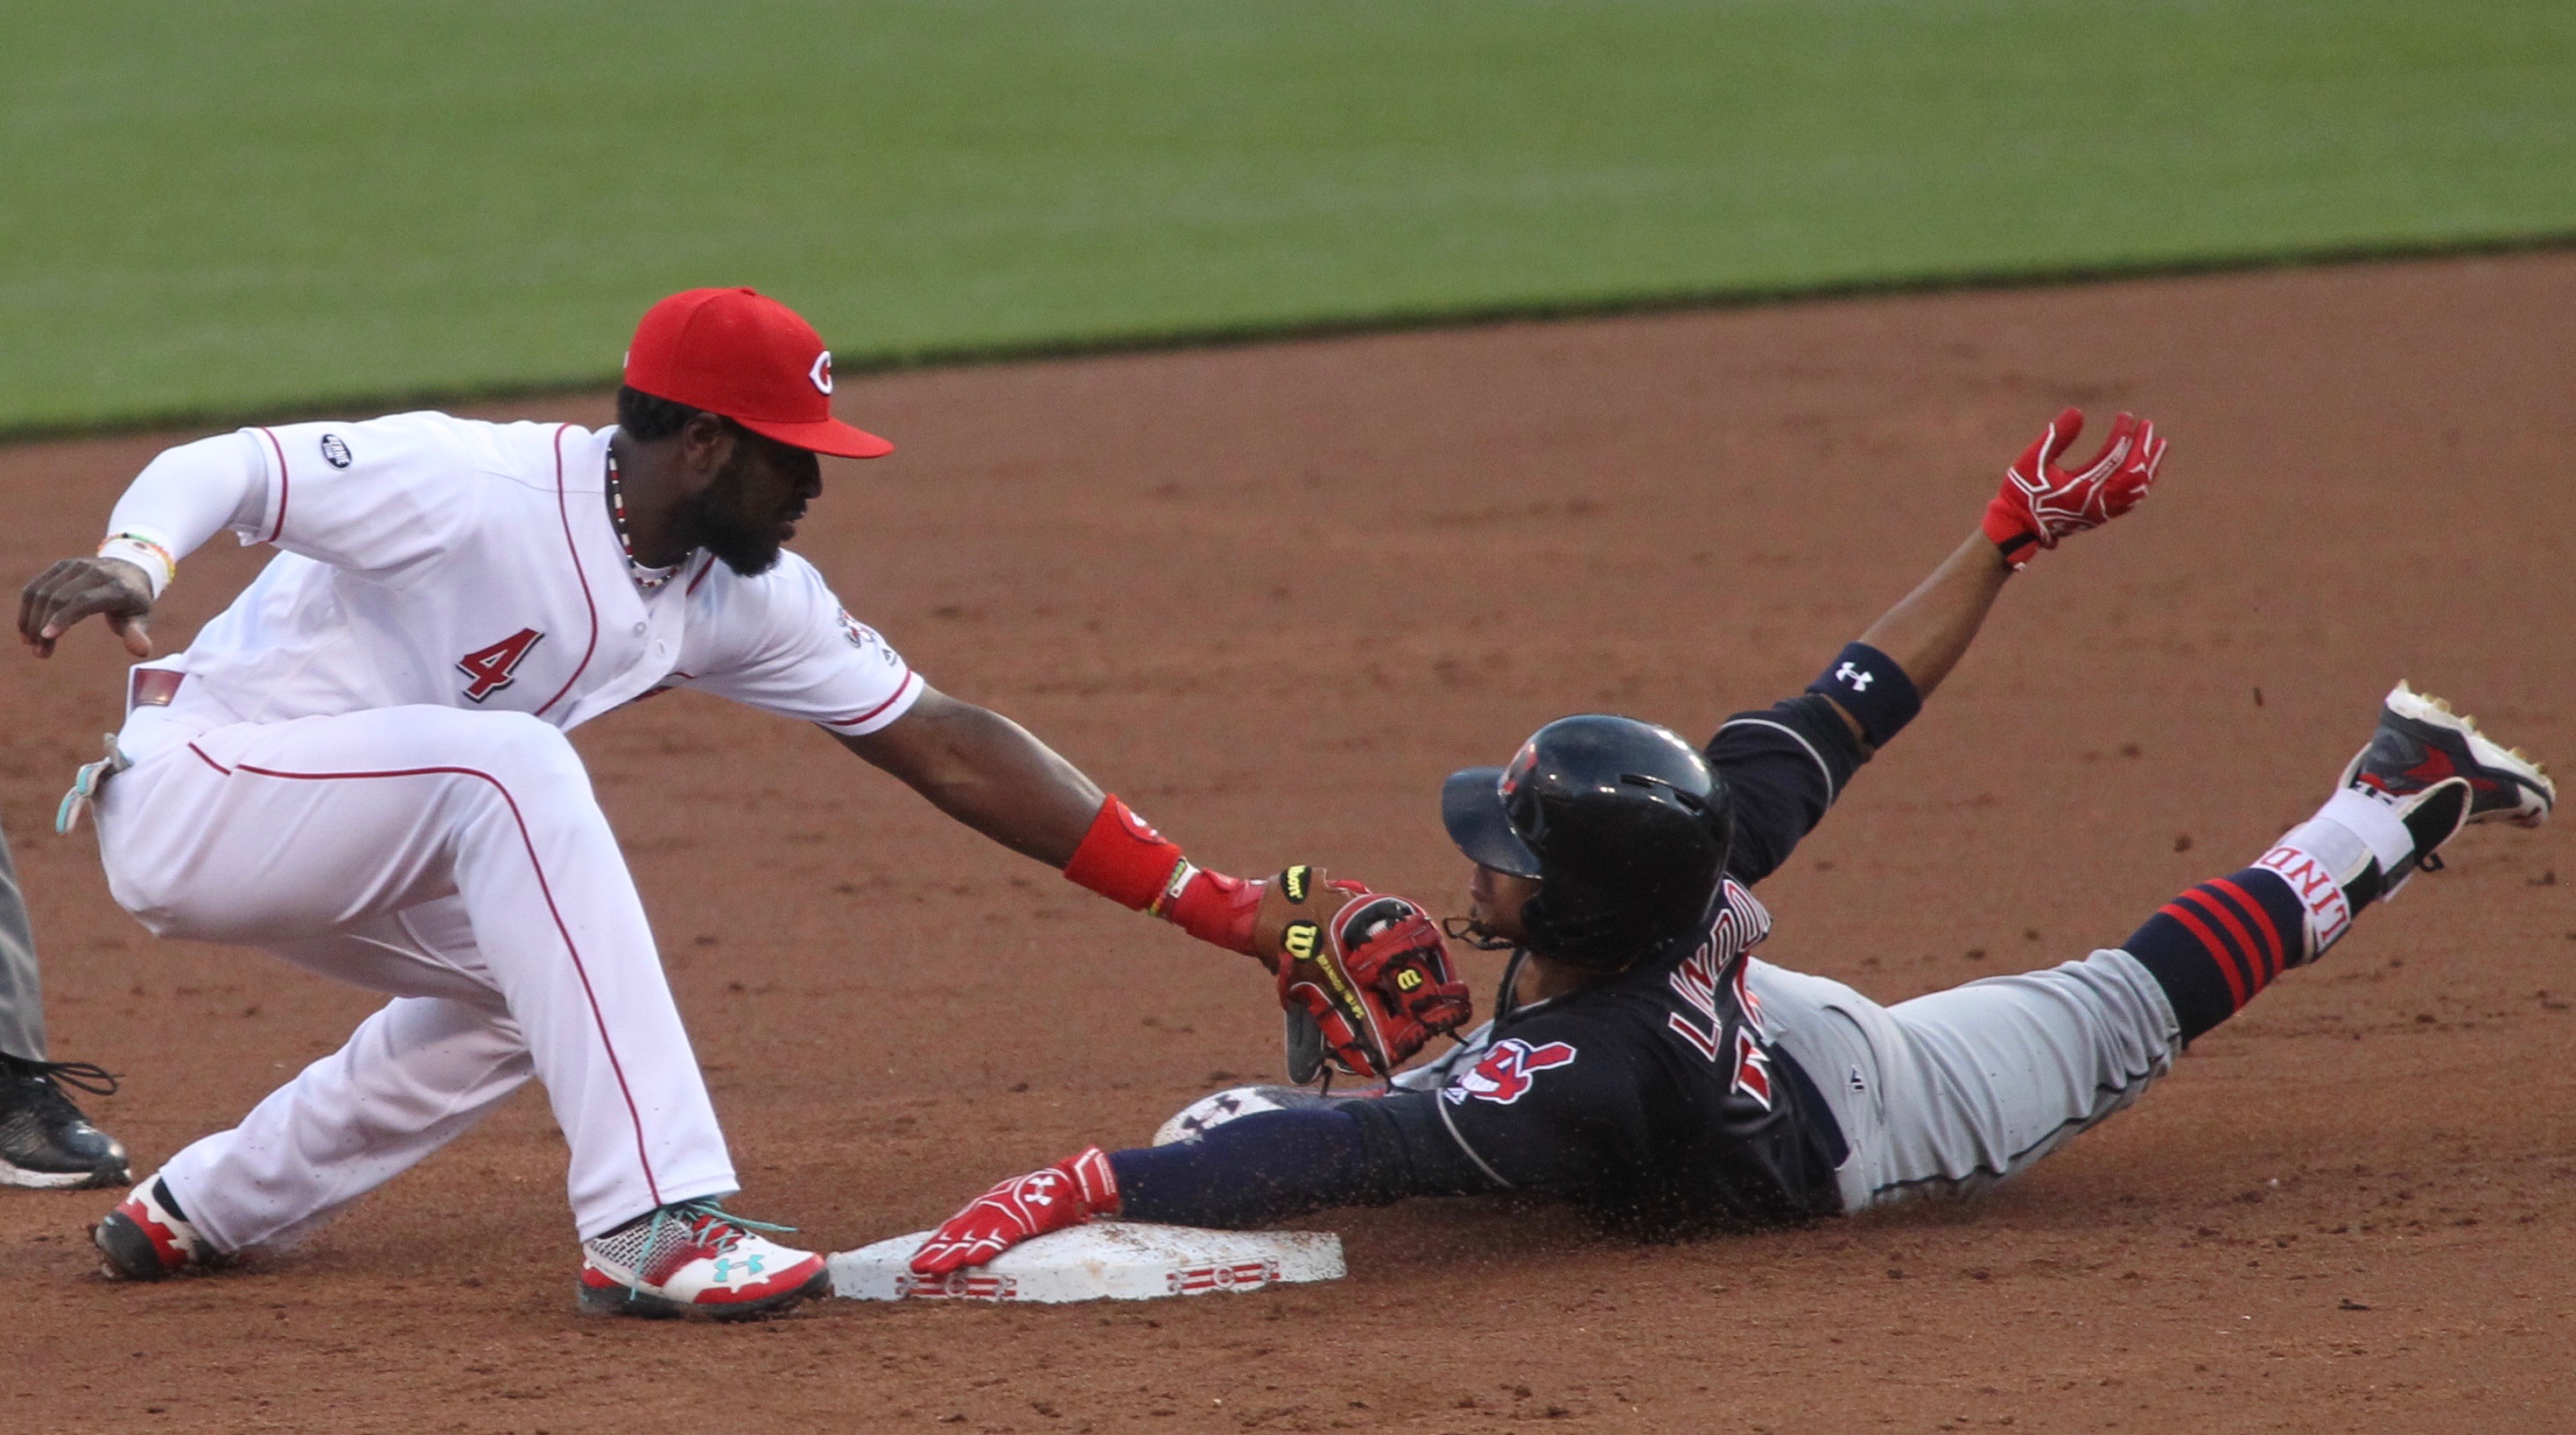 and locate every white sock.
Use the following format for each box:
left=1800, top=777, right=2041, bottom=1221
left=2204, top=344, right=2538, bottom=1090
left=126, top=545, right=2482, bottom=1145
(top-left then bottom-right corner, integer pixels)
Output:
left=2314, top=788, right=2416, bottom=874
left=2253, top=789, right=2412, bottom=959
